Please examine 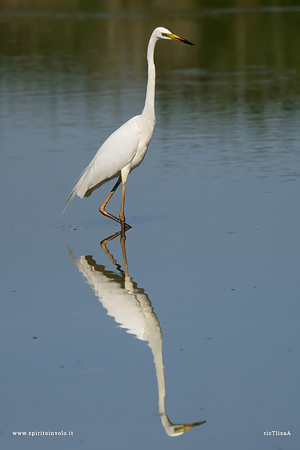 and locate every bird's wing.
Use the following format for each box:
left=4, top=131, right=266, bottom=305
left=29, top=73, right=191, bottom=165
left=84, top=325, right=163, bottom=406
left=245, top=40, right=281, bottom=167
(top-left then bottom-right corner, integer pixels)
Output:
left=79, top=116, right=141, bottom=196
left=64, top=116, right=140, bottom=209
